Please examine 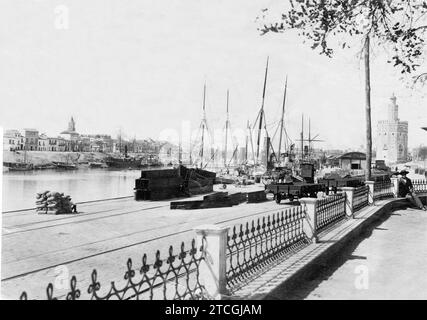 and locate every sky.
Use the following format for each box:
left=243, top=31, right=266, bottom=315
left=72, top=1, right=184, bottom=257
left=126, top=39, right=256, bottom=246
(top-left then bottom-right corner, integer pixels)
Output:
left=0, top=0, right=426, bottom=151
